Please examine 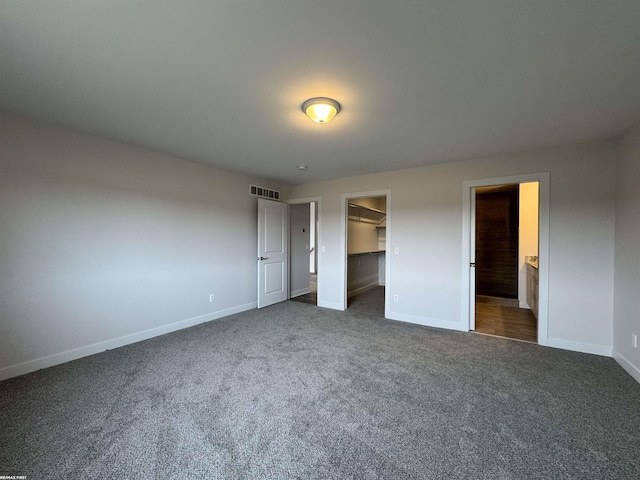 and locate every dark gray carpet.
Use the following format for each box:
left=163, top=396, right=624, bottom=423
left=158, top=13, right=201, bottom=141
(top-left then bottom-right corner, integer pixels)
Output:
left=1, top=287, right=639, bottom=479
